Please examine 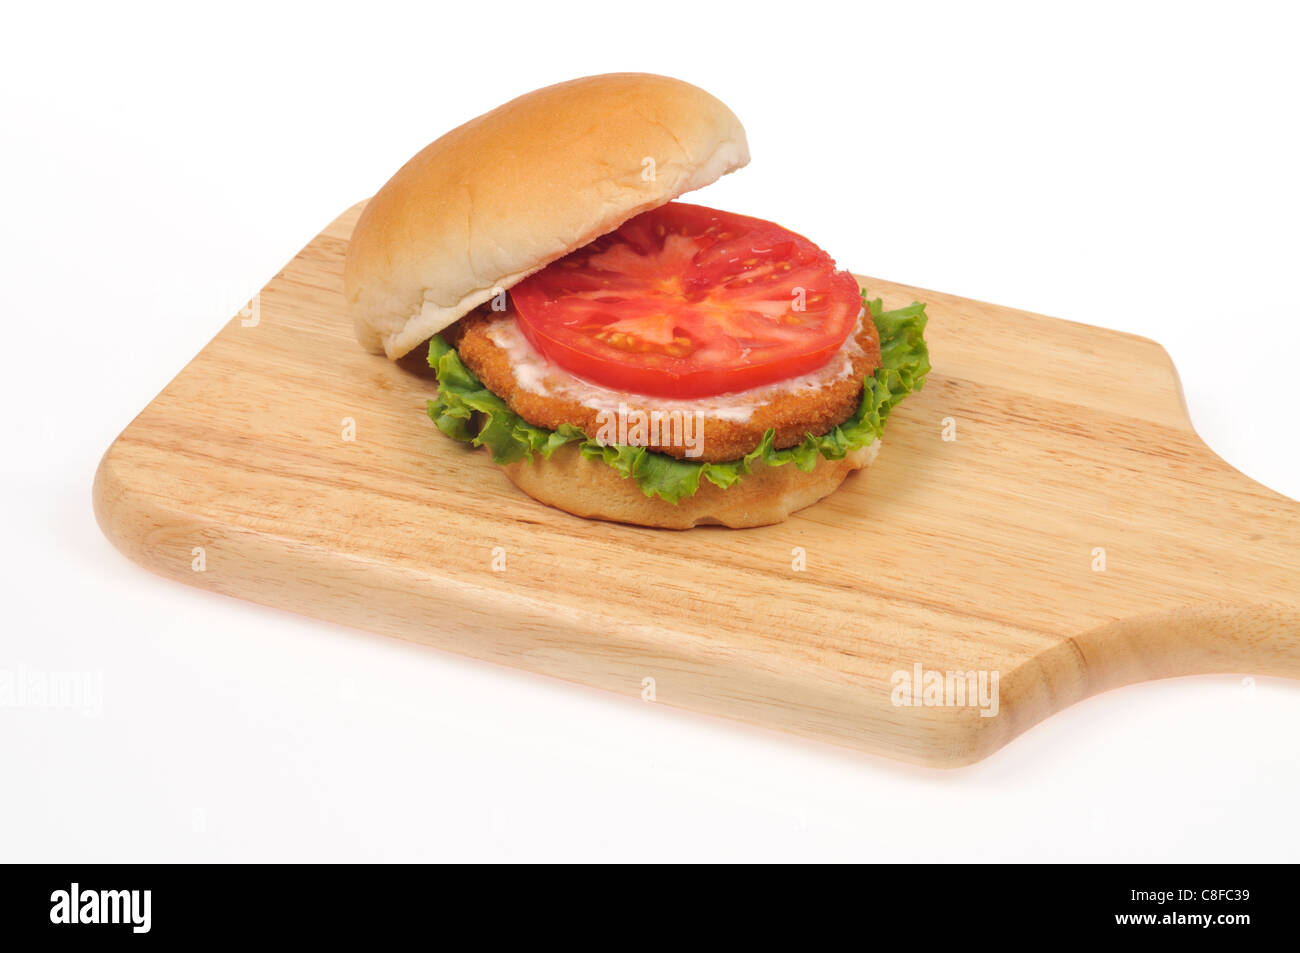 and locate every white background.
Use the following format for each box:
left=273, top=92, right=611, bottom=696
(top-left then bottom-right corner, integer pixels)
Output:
left=3, top=1, right=1297, bottom=862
